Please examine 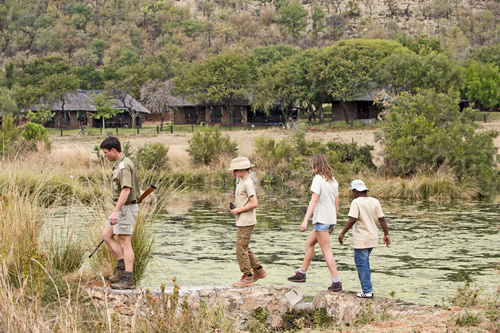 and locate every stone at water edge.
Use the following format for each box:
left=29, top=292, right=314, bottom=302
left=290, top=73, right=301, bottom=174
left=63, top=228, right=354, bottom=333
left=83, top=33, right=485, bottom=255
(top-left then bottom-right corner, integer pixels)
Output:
left=89, top=284, right=304, bottom=329
left=312, top=290, right=435, bottom=325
